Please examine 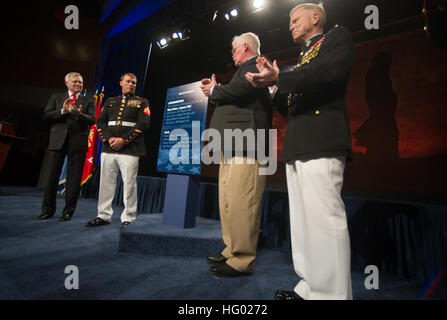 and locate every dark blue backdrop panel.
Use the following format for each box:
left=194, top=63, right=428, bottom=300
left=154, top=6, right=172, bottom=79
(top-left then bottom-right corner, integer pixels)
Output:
left=112, top=175, right=165, bottom=213
left=101, top=35, right=151, bottom=99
